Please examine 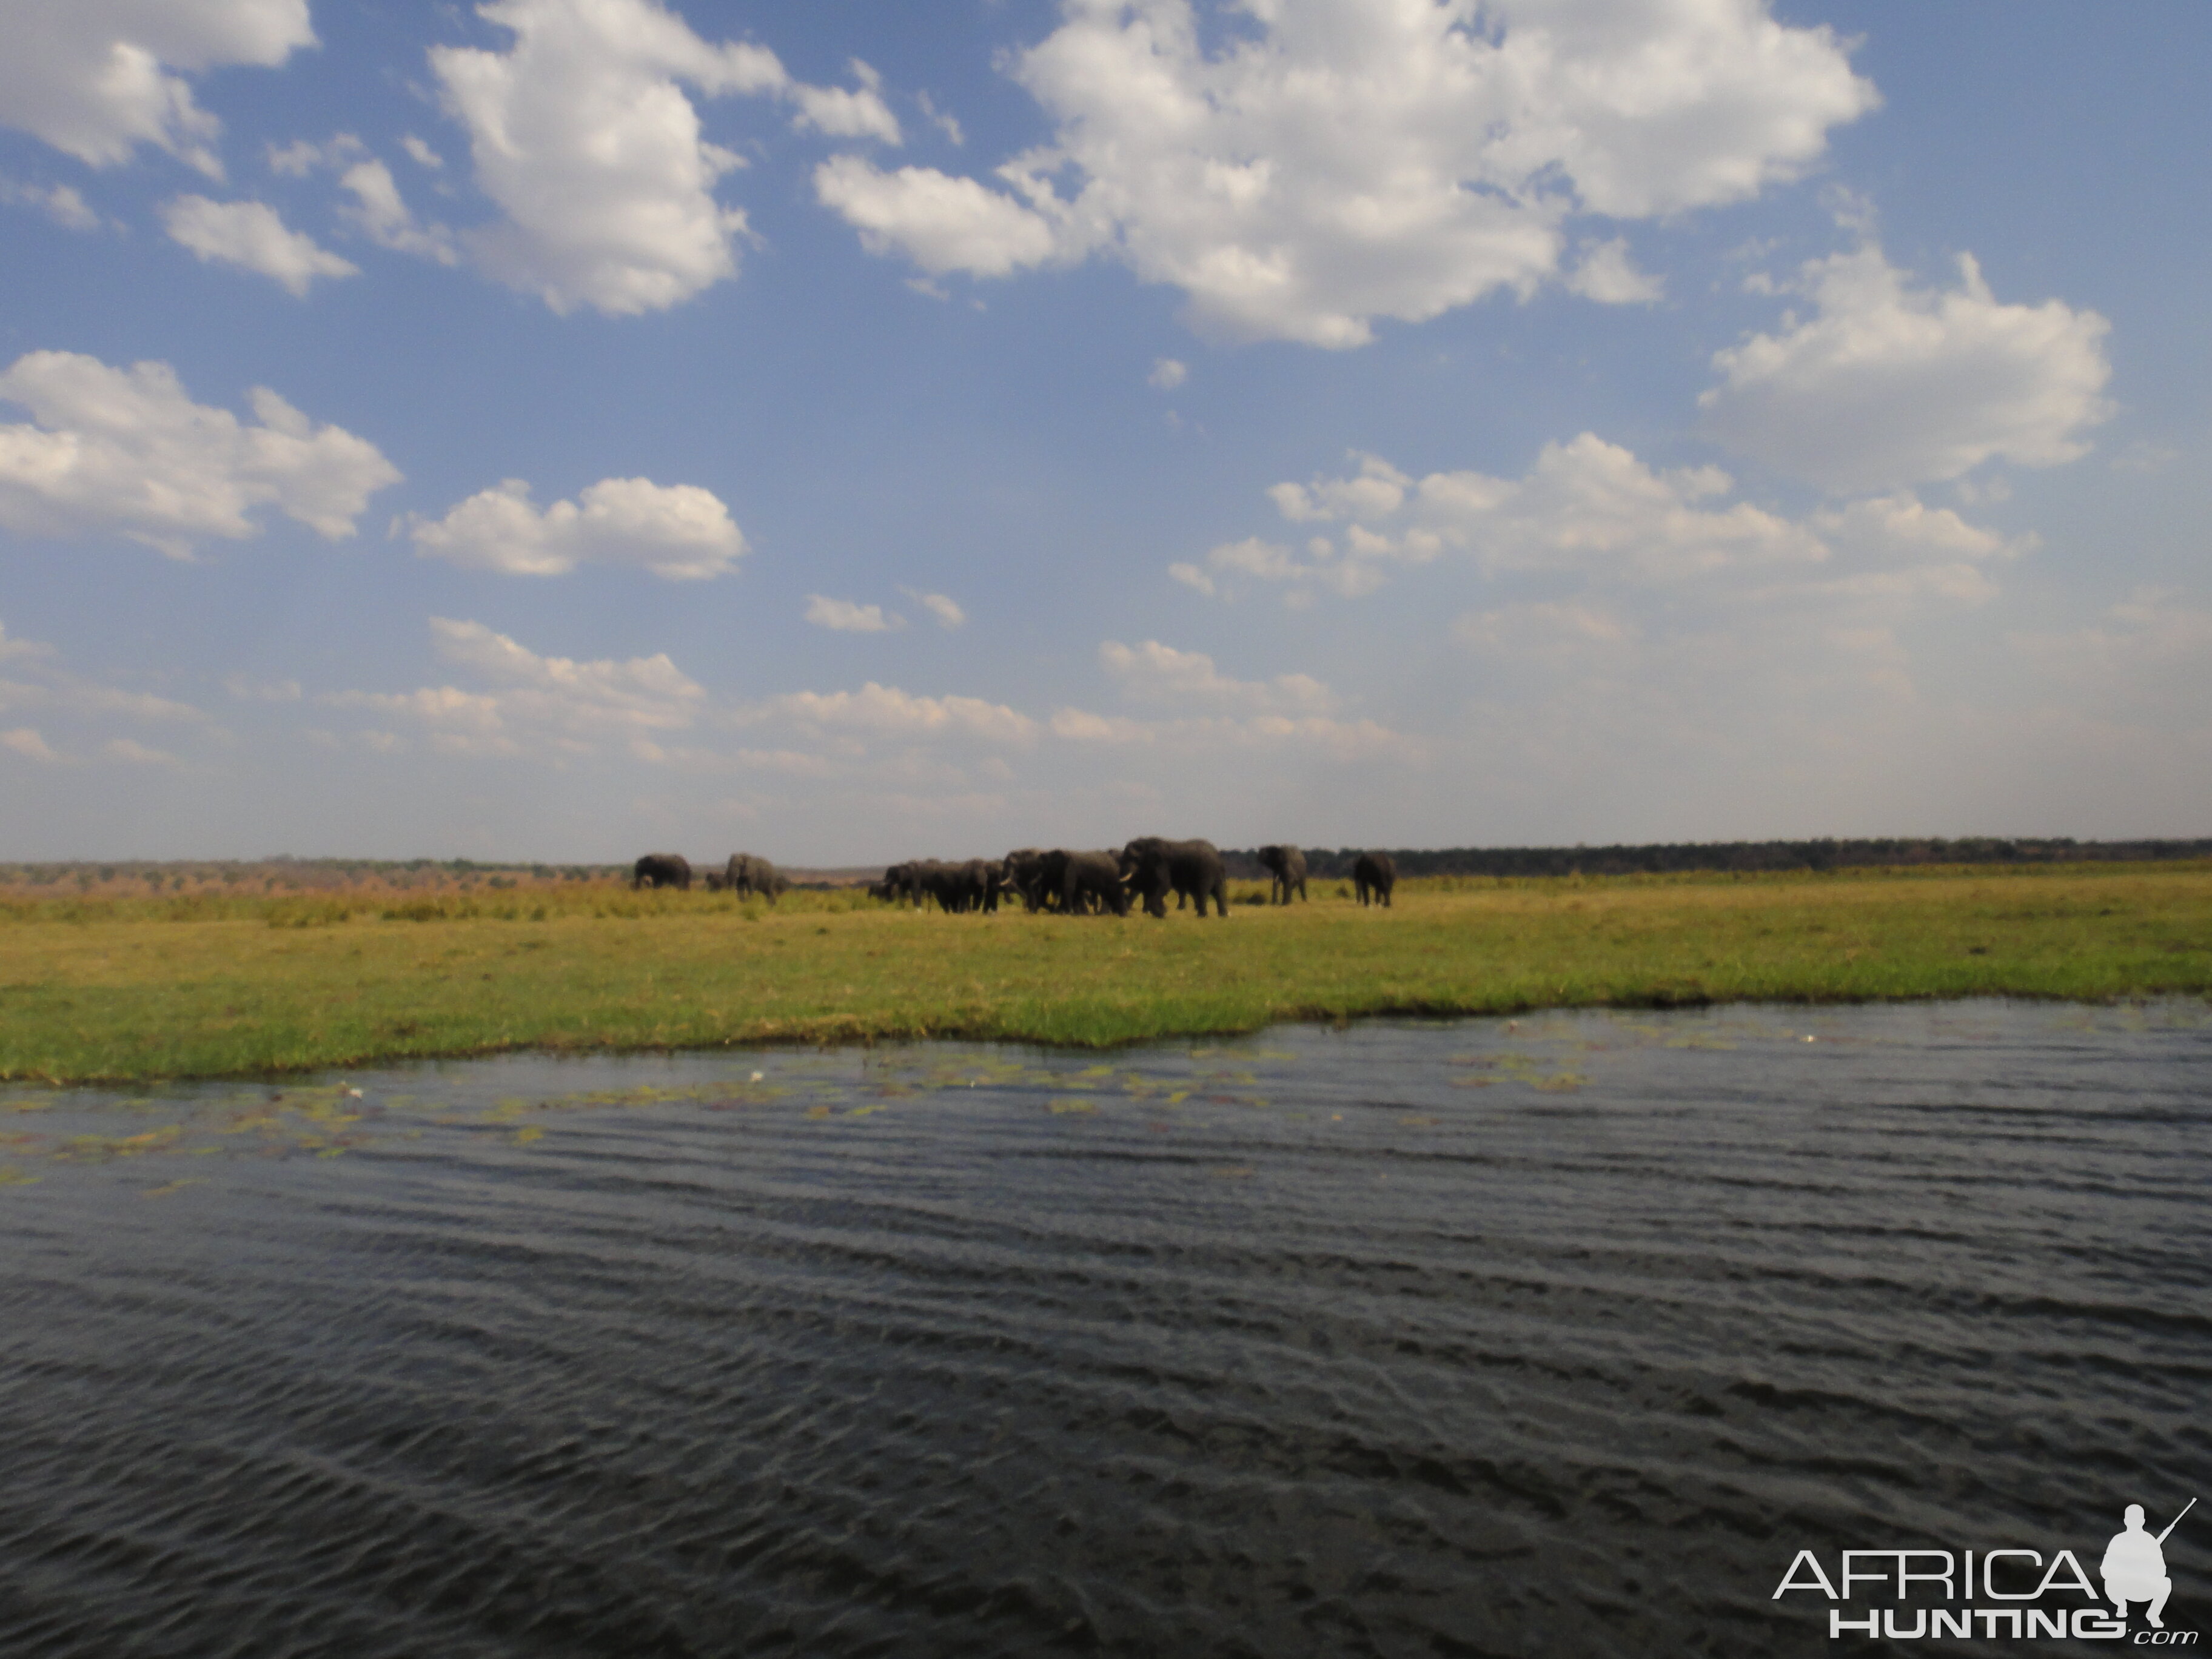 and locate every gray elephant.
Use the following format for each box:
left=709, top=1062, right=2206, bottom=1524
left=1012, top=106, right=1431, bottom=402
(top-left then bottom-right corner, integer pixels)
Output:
left=1119, top=836, right=1228, bottom=918
left=930, top=859, right=979, bottom=912
left=1004, top=848, right=1071, bottom=912
left=632, top=853, right=692, bottom=890
left=1353, top=851, right=1396, bottom=907
left=1257, top=844, right=1308, bottom=904
left=882, top=860, right=940, bottom=908
left=1003, top=848, right=1066, bottom=912
left=1062, top=850, right=1131, bottom=916
left=886, top=858, right=973, bottom=911
left=962, top=858, right=1008, bottom=914
left=723, top=852, right=789, bottom=902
